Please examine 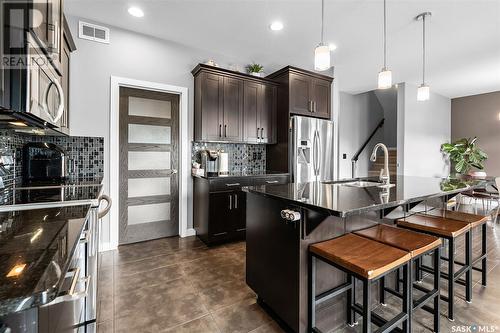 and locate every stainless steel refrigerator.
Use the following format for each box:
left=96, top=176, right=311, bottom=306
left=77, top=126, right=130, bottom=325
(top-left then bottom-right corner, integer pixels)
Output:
left=290, top=116, right=335, bottom=183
